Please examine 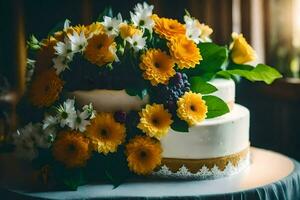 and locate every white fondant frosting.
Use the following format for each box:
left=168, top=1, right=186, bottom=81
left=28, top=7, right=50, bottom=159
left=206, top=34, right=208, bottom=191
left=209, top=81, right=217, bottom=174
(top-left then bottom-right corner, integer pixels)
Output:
left=161, top=104, right=250, bottom=159
left=70, top=89, right=149, bottom=112
left=209, top=78, right=235, bottom=104
left=71, top=78, right=235, bottom=113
